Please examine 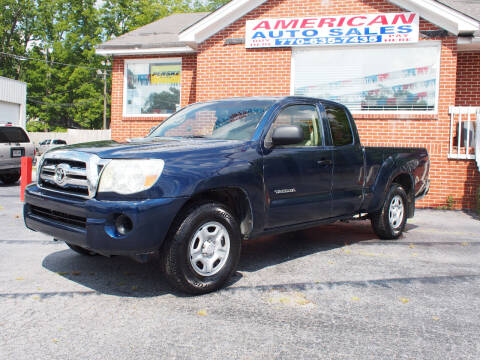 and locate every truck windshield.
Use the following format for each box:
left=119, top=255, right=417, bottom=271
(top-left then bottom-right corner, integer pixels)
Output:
left=148, top=99, right=275, bottom=141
